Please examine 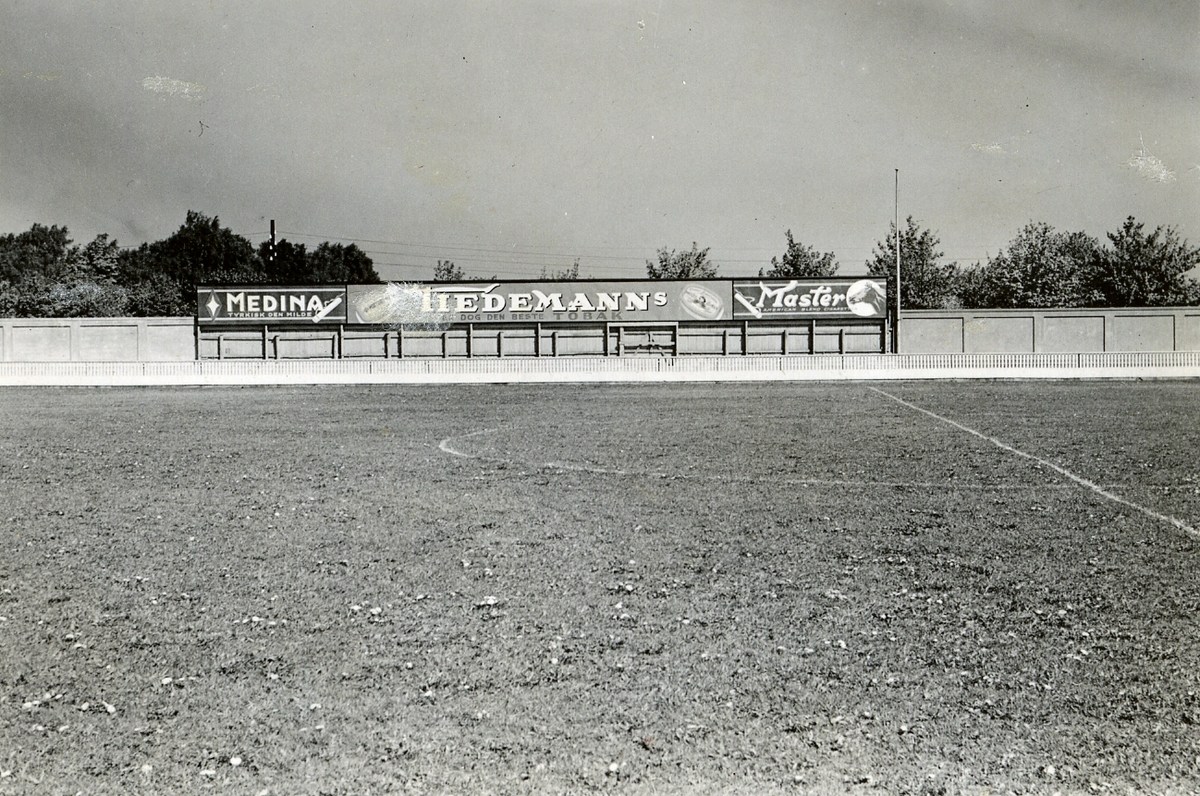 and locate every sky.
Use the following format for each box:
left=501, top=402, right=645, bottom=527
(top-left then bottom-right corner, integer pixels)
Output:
left=1, top=1, right=1196, bottom=280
